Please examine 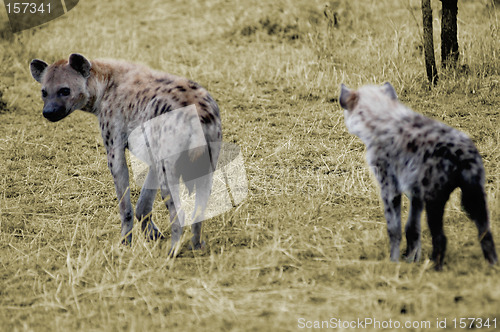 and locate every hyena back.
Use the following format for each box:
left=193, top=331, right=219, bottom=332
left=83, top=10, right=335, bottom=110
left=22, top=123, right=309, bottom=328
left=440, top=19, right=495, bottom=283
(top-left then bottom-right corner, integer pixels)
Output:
left=30, top=53, right=222, bottom=253
left=339, top=82, right=497, bottom=270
